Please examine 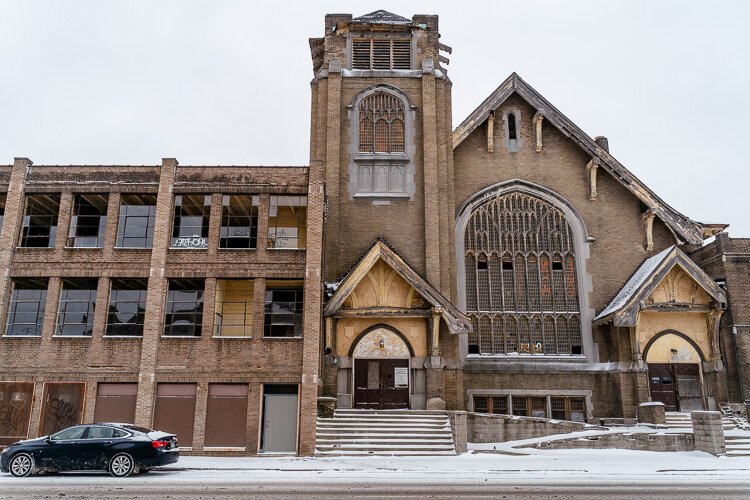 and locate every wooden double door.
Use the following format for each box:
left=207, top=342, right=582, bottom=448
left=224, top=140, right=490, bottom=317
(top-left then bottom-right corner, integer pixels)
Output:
left=354, top=359, right=409, bottom=409
left=648, top=363, right=703, bottom=412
